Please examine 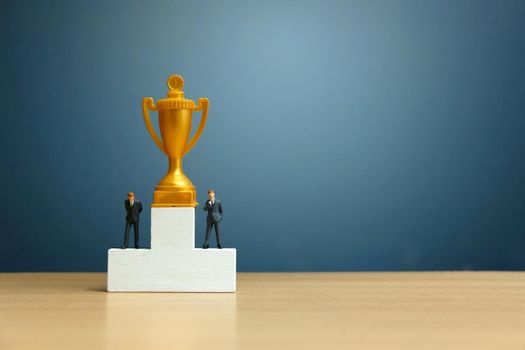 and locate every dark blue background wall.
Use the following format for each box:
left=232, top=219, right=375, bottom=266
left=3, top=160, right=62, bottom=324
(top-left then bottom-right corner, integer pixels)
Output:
left=1, top=0, right=525, bottom=272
